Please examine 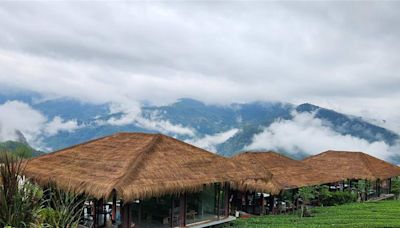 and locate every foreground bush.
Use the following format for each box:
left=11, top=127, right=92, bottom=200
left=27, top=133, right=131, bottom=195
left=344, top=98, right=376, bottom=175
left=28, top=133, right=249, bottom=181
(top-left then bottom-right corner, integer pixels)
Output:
left=317, top=185, right=357, bottom=206
left=0, top=152, right=85, bottom=227
left=0, top=153, right=43, bottom=227
left=36, top=187, right=86, bottom=227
